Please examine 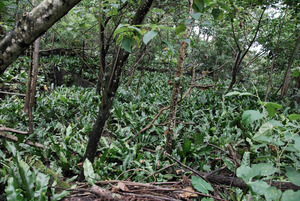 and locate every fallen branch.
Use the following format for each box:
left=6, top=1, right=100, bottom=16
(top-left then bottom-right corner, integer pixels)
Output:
left=0, top=90, right=26, bottom=97
left=164, top=152, right=300, bottom=192
left=0, top=131, right=44, bottom=149
left=0, top=127, right=28, bottom=134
